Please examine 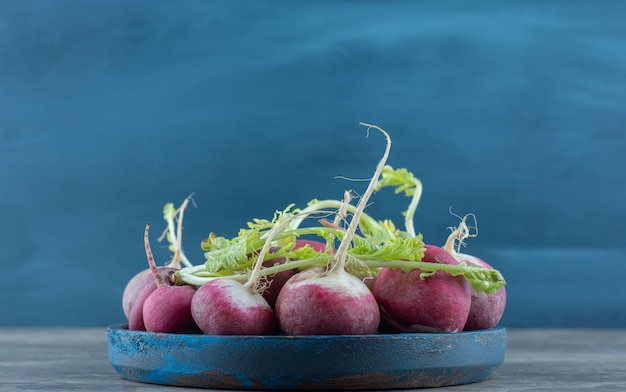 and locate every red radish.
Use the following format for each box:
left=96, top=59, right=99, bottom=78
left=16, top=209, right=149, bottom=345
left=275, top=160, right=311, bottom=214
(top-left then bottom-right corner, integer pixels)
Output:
left=276, top=265, right=380, bottom=335
left=275, top=123, right=392, bottom=336
left=360, top=275, right=377, bottom=291
left=191, top=278, right=275, bottom=335
left=122, top=197, right=192, bottom=331
left=190, top=217, right=340, bottom=334
left=123, top=269, right=154, bottom=320
left=141, top=223, right=199, bottom=333
left=189, top=216, right=298, bottom=335
left=459, top=254, right=506, bottom=330
left=261, top=255, right=295, bottom=308
left=142, top=283, right=198, bottom=333
left=123, top=267, right=176, bottom=330
left=373, top=244, right=472, bottom=333
left=441, top=215, right=506, bottom=330
left=260, top=240, right=328, bottom=307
